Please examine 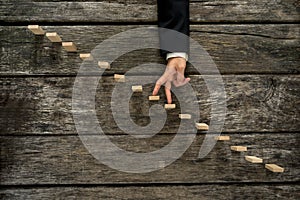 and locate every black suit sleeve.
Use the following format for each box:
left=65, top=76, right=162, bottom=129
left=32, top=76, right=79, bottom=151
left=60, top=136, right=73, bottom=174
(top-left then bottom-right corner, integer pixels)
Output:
left=157, top=0, right=190, bottom=58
